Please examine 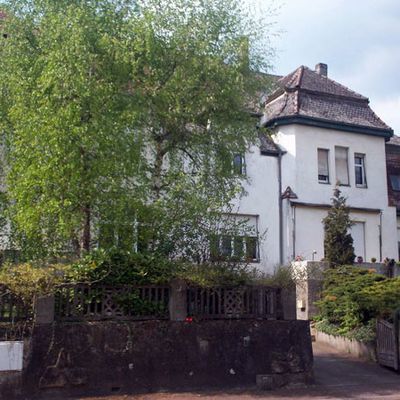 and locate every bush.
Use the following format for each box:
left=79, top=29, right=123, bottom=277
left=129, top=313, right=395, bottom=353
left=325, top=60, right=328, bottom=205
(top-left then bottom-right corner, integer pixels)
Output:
left=315, top=318, right=376, bottom=342
left=66, top=249, right=184, bottom=285
left=67, top=249, right=292, bottom=288
left=358, top=277, right=400, bottom=321
left=0, top=262, right=68, bottom=305
left=315, top=265, right=400, bottom=340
